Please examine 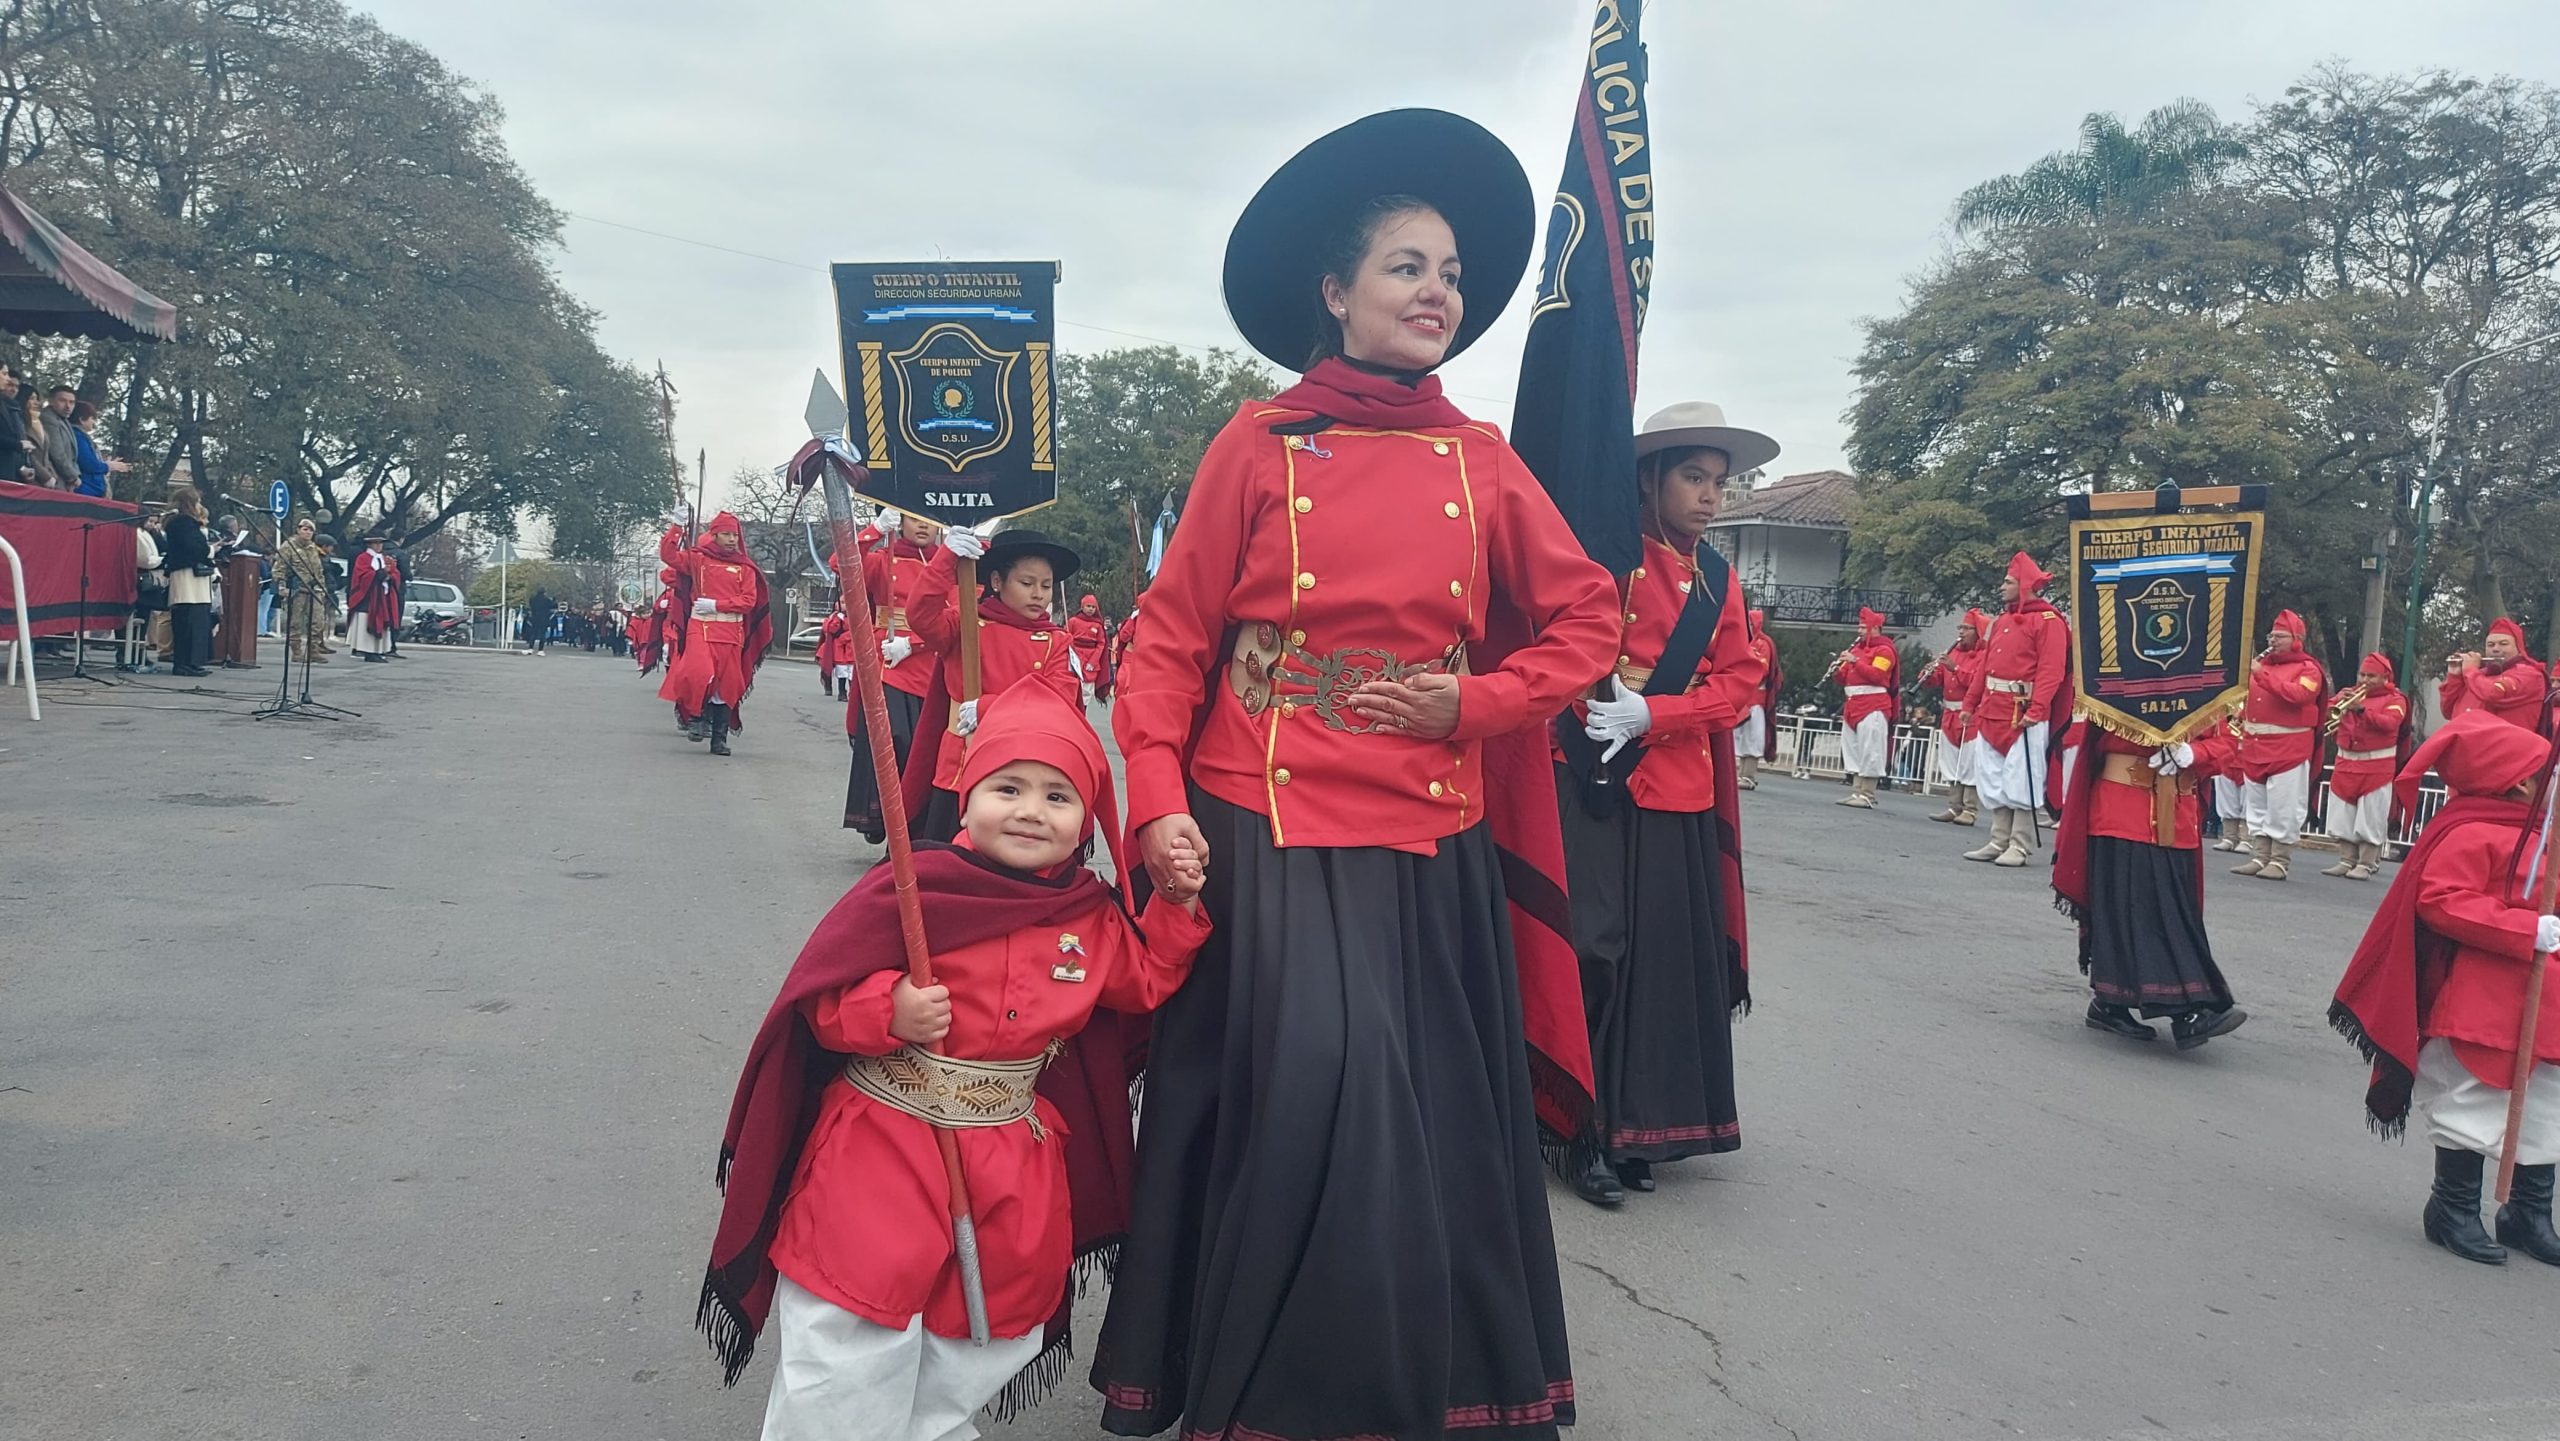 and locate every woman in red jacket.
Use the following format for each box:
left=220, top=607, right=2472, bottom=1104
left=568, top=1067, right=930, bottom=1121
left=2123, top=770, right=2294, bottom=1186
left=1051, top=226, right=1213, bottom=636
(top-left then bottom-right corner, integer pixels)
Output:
left=1093, top=110, right=1617, bottom=1441
left=1553, top=402, right=1773, bottom=1207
